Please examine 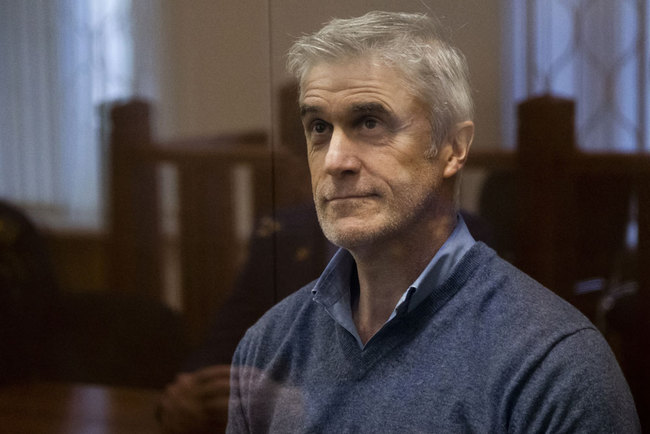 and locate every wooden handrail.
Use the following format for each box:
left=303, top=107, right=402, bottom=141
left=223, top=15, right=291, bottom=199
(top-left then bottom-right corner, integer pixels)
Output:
left=468, top=149, right=650, bottom=174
